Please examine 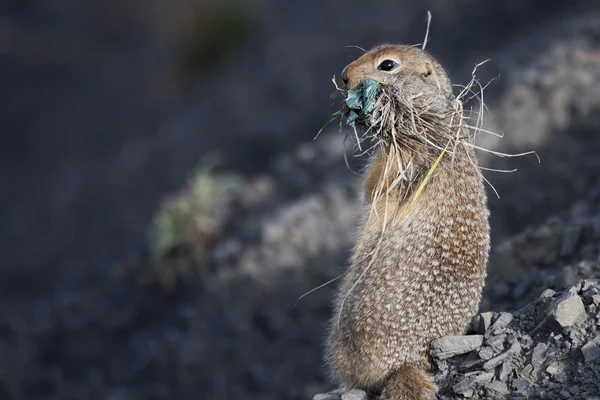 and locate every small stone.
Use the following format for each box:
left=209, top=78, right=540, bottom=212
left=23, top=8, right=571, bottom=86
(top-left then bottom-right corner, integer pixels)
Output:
left=546, top=361, right=560, bottom=375
left=567, top=285, right=579, bottom=295
left=553, top=334, right=564, bottom=342
left=550, top=292, right=586, bottom=328
left=431, top=335, right=484, bottom=360
left=592, top=295, right=600, bottom=306
left=540, top=289, right=556, bottom=299
left=512, top=379, right=531, bottom=392
left=474, top=312, right=493, bottom=334
left=569, top=386, right=580, bottom=396
left=459, top=352, right=484, bottom=371
left=486, top=380, right=509, bottom=395
left=509, top=339, right=522, bottom=354
left=434, top=358, right=448, bottom=372
left=483, top=351, right=509, bottom=370
left=560, top=389, right=572, bottom=398
left=478, top=346, right=494, bottom=360
left=499, top=360, right=513, bottom=381
left=581, top=336, right=600, bottom=363
left=519, top=364, right=534, bottom=380
left=532, top=343, right=548, bottom=368
left=486, top=334, right=507, bottom=353
left=341, top=389, right=367, bottom=400
left=453, top=372, right=494, bottom=394
left=580, top=279, right=595, bottom=293
left=490, top=312, right=514, bottom=334
left=565, top=327, right=579, bottom=341
left=520, top=335, right=534, bottom=349
left=453, top=376, right=478, bottom=394
left=313, top=393, right=341, bottom=400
